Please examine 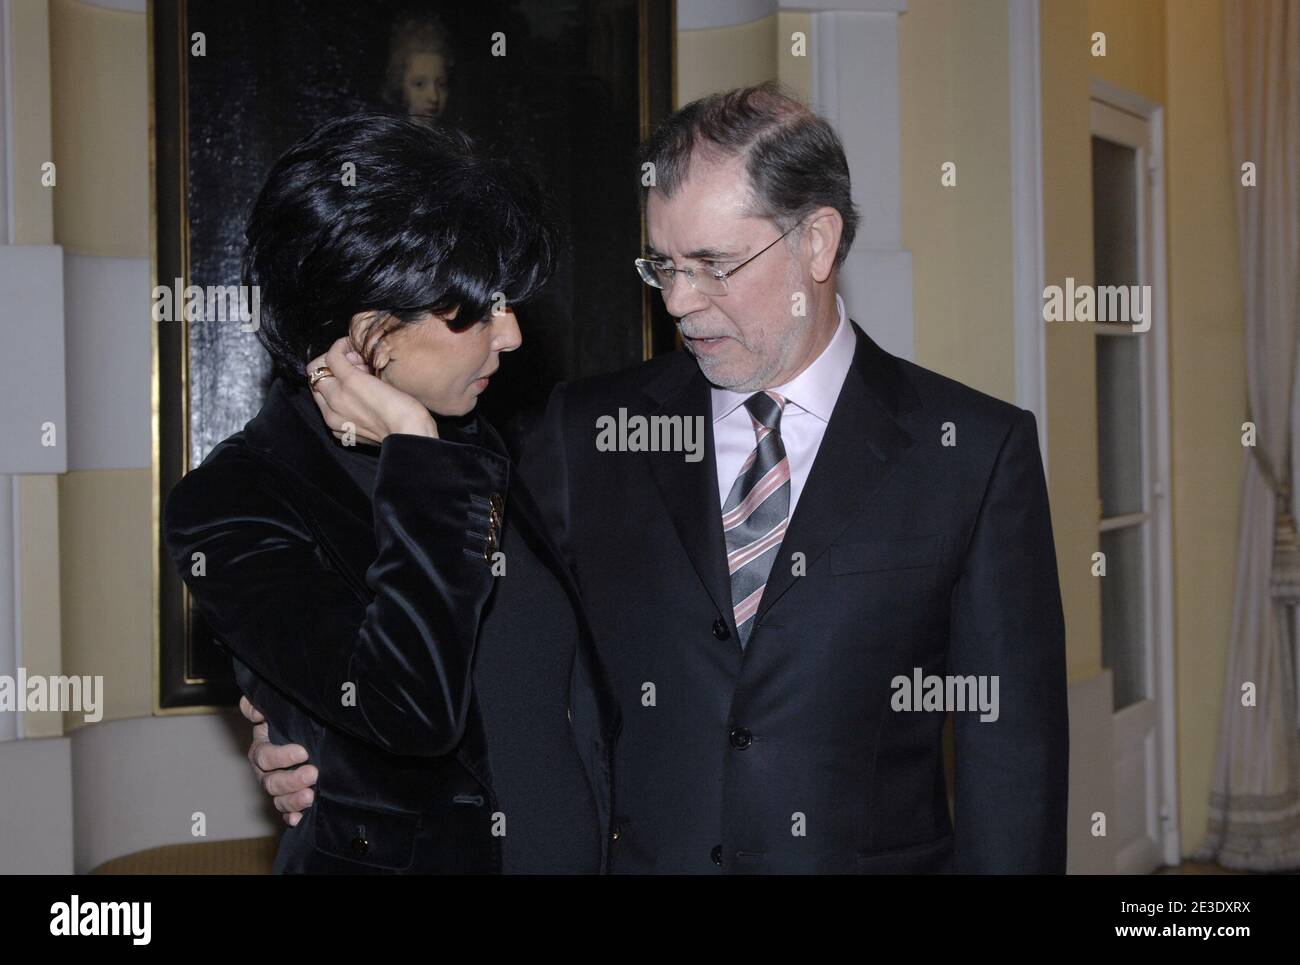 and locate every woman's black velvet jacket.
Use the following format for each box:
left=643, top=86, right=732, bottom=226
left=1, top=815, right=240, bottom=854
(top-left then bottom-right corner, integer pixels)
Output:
left=162, top=379, right=620, bottom=873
